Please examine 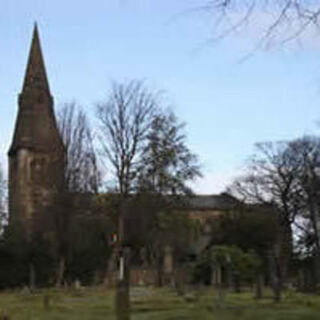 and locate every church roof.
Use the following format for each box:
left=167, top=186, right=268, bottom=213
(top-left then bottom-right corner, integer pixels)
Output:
left=90, top=192, right=240, bottom=211
left=184, top=193, right=240, bottom=211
